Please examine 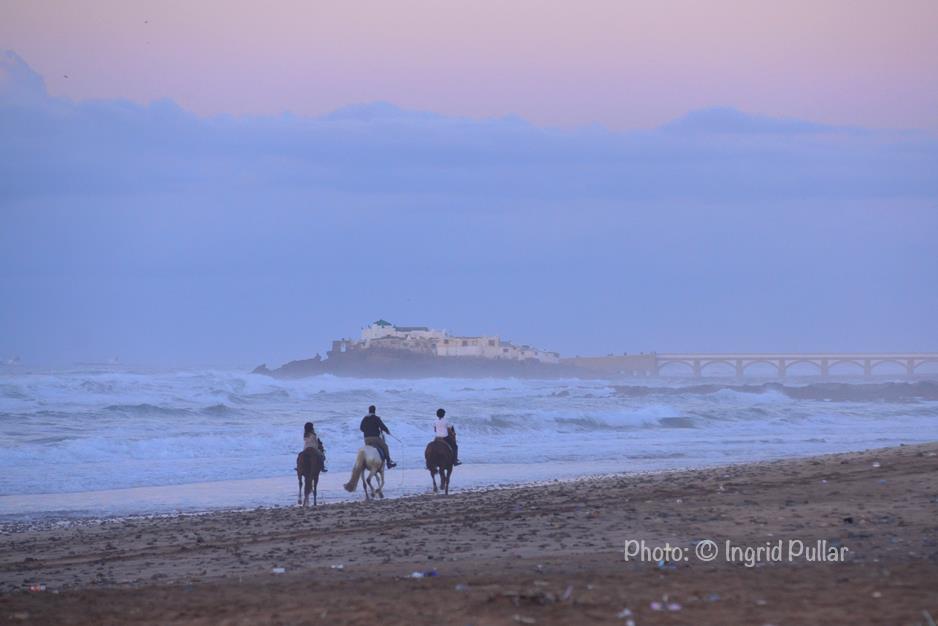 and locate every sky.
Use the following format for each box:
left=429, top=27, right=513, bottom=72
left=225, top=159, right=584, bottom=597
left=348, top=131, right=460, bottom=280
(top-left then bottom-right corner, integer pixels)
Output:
left=1, top=2, right=937, bottom=368
left=1, top=0, right=937, bottom=130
